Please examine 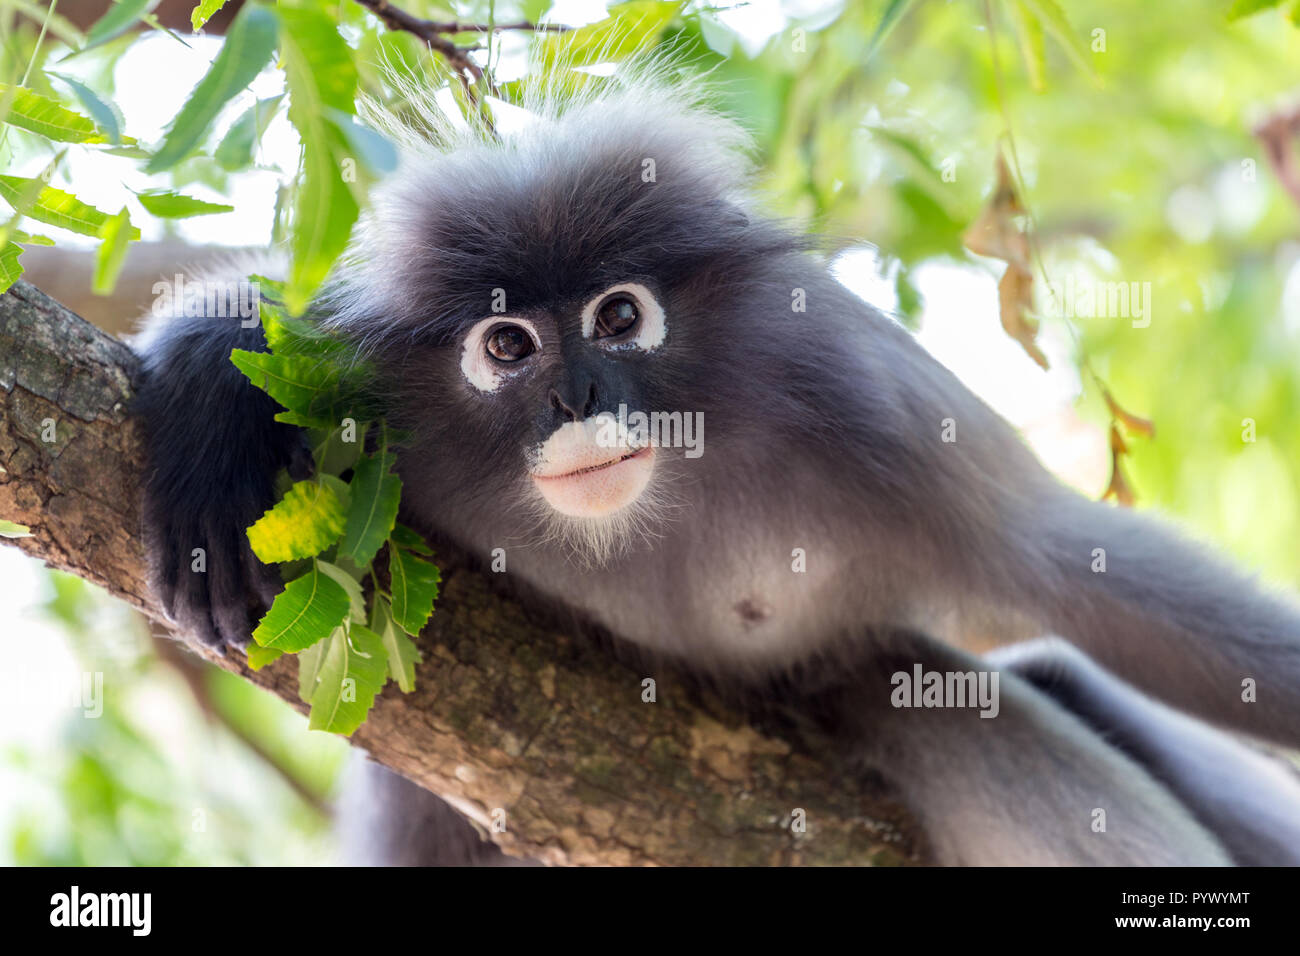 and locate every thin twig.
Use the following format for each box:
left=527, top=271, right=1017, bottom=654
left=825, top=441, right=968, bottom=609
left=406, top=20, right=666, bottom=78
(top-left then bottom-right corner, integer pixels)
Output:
left=403, top=20, right=569, bottom=33
left=350, top=1, right=567, bottom=80
left=352, top=0, right=485, bottom=78
left=349, top=0, right=566, bottom=134
left=981, top=0, right=1144, bottom=497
